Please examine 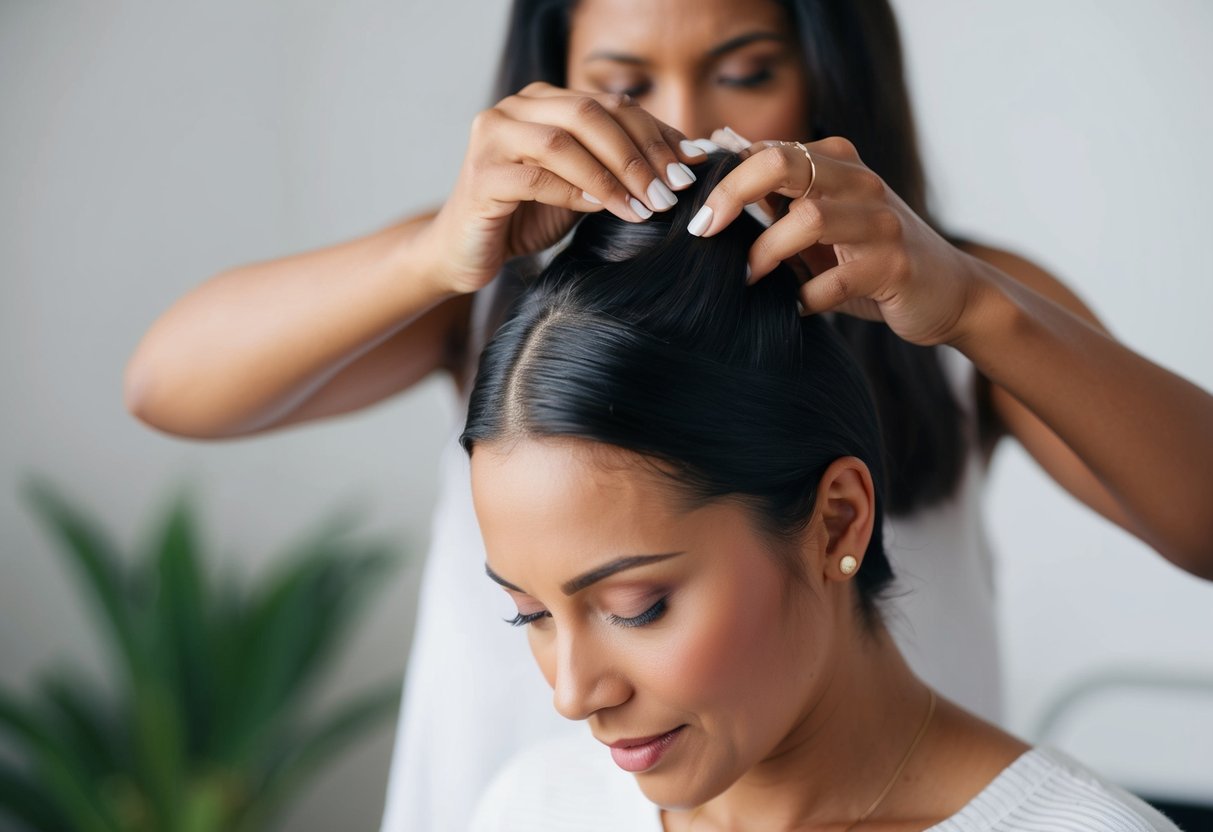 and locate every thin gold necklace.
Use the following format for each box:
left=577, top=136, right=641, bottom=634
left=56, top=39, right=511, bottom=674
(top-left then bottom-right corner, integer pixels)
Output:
left=686, top=689, right=937, bottom=832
